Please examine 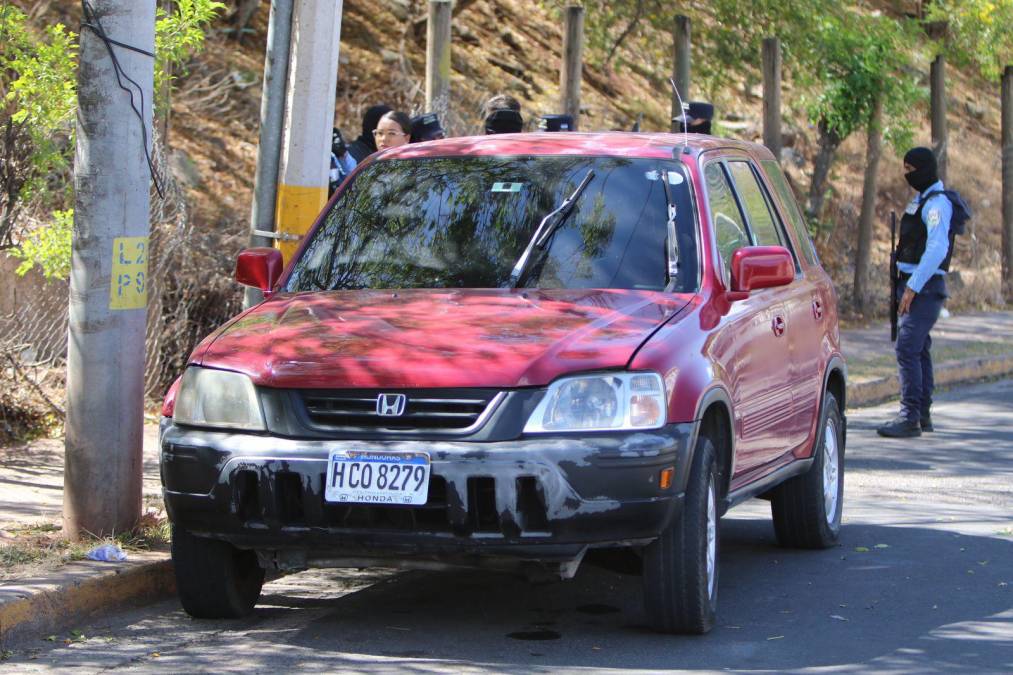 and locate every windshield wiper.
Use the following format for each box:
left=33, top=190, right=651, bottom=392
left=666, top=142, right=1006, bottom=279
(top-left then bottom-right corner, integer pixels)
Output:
left=661, top=169, right=680, bottom=290
left=509, top=168, right=595, bottom=287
